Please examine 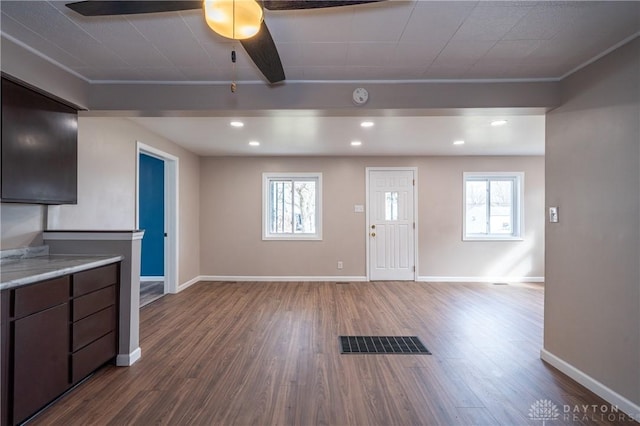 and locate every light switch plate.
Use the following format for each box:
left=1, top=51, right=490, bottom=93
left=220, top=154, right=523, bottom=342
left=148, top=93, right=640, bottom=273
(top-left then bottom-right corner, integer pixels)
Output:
left=354, top=204, right=364, bottom=213
left=549, top=207, right=559, bottom=223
